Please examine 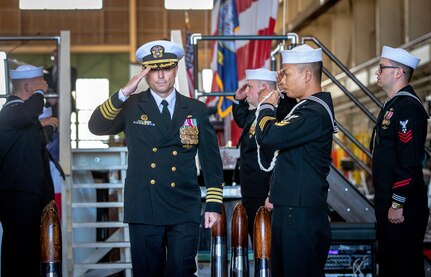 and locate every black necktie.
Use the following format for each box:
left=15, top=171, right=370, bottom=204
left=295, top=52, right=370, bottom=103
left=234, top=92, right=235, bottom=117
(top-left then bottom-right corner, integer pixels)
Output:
left=161, top=100, right=171, bottom=128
